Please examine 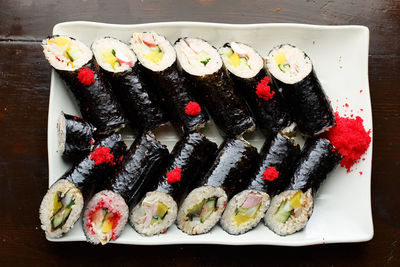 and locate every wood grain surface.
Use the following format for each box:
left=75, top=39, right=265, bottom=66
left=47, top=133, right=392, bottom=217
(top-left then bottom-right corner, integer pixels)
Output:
left=0, top=0, right=399, bottom=266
